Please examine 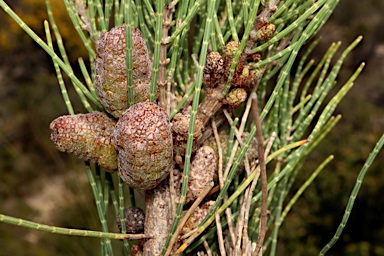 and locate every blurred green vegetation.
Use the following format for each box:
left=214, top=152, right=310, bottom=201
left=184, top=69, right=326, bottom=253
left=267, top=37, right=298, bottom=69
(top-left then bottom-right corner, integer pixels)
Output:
left=0, top=0, right=383, bottom=255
